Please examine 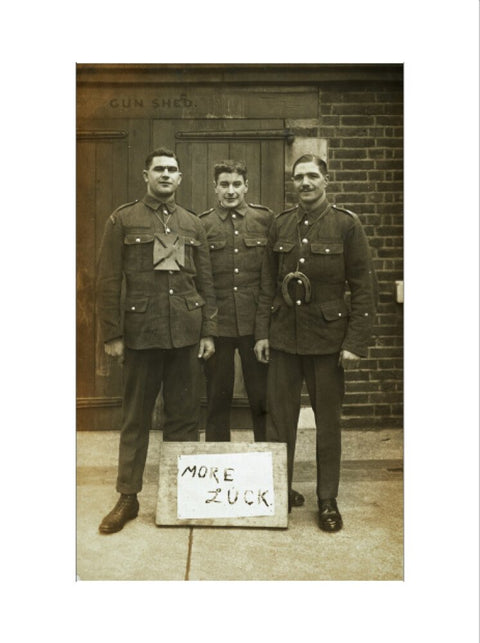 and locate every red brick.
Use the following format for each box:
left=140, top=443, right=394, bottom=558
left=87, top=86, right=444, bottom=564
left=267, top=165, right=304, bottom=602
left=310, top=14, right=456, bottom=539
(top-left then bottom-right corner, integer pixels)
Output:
left=376, top=115, right=403, bottom=125
left=341, top=160, right=375, bottom=170
left=374, top=404, right=393, bottom=416
left=335, top=103, right=386, bottom=115
left=335, top=171, right=369, bottom=181
left=375, top=160, right=403, bottom=170
left=342, top=404, right=376, bottom=416
left=375, top=92, right=403, bottom=103
left=341, top=137, right=377, bottom=148
left=368, top=149, right=386, bottom=159
left=347, top=381, right=381, bottom=392
left=341, top=115, right=376, bottom=126
left=320, top=116, right=341, bottom=125
left=333, top=149, right=368, bottom=159
left=333, top=193, right=367, bottom=203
